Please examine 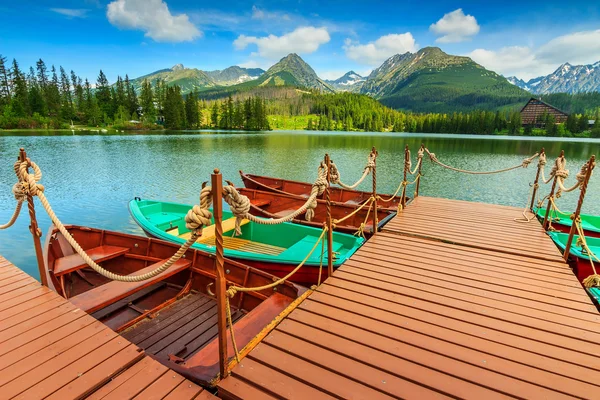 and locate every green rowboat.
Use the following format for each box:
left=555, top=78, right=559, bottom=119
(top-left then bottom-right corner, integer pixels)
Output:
left=535, top=207, right=600, bottom=237
left=548, top=231, right=600, bottom=283
left=128, top=199, right=364, bottom=285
